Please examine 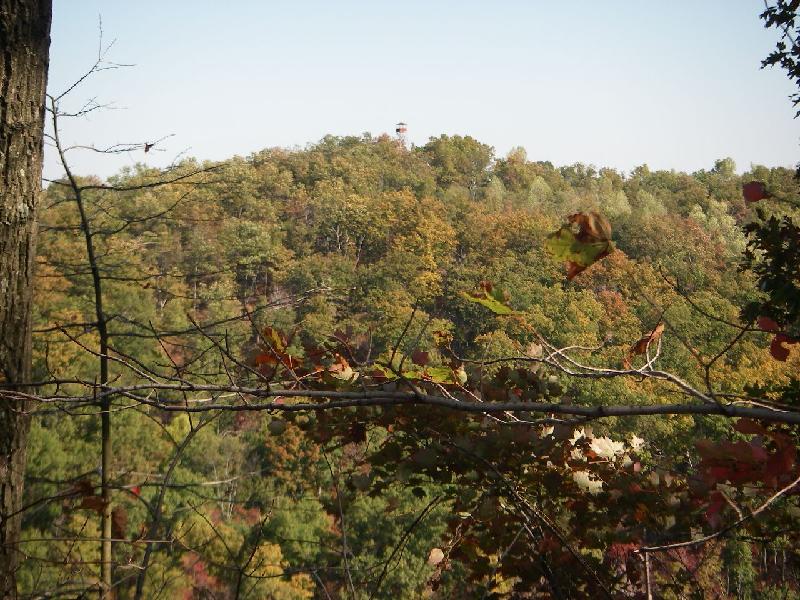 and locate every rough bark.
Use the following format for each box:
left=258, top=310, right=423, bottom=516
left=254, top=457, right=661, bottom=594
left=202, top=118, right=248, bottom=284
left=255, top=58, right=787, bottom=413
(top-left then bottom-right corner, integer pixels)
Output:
left=0, top=1, right=52, bottom=597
